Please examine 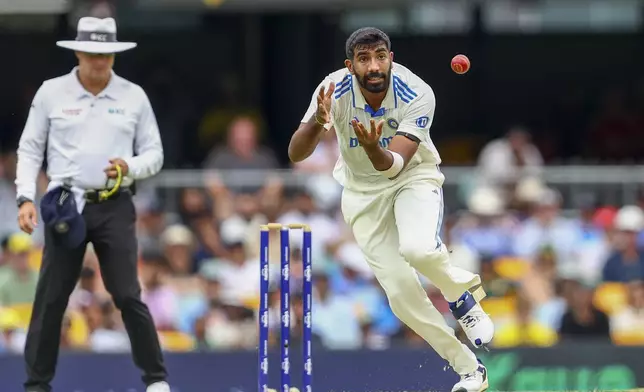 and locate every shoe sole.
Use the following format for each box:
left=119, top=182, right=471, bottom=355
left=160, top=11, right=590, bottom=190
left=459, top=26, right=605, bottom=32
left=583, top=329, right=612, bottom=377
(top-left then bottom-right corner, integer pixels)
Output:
left=452, top=375, right=489, bottom=392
